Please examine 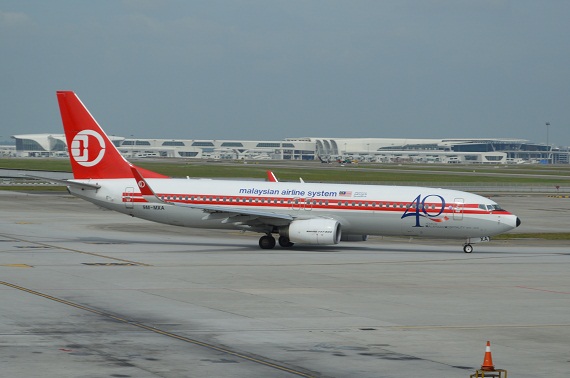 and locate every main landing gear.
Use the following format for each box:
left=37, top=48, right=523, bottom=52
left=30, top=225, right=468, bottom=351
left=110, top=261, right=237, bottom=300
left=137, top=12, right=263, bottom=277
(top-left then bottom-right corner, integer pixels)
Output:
left=463, top=244, right=473, bottom=253
left=259, top=234, right=276, bottom=249
left=258, top=234, right=295, bottom=249
left=278, top=235, right=294, bottom=248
